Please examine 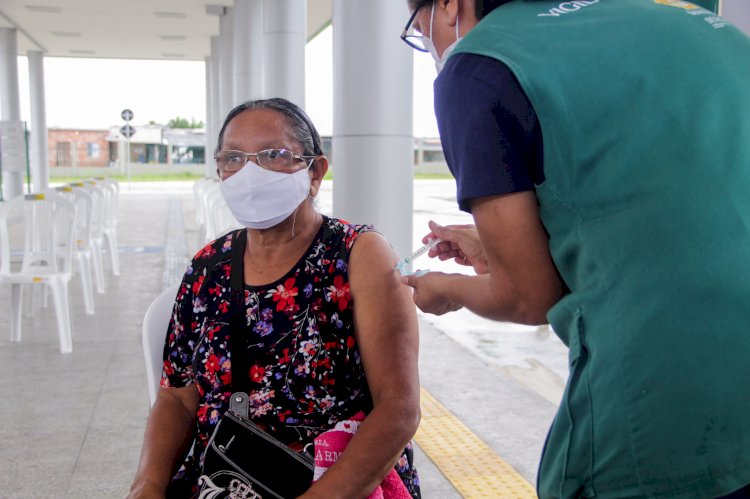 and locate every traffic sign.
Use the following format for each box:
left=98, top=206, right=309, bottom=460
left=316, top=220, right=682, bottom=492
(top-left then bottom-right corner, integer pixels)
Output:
left=120, top=124, right=136, bottom=139
left=121, top=109, right=134, bottom=122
